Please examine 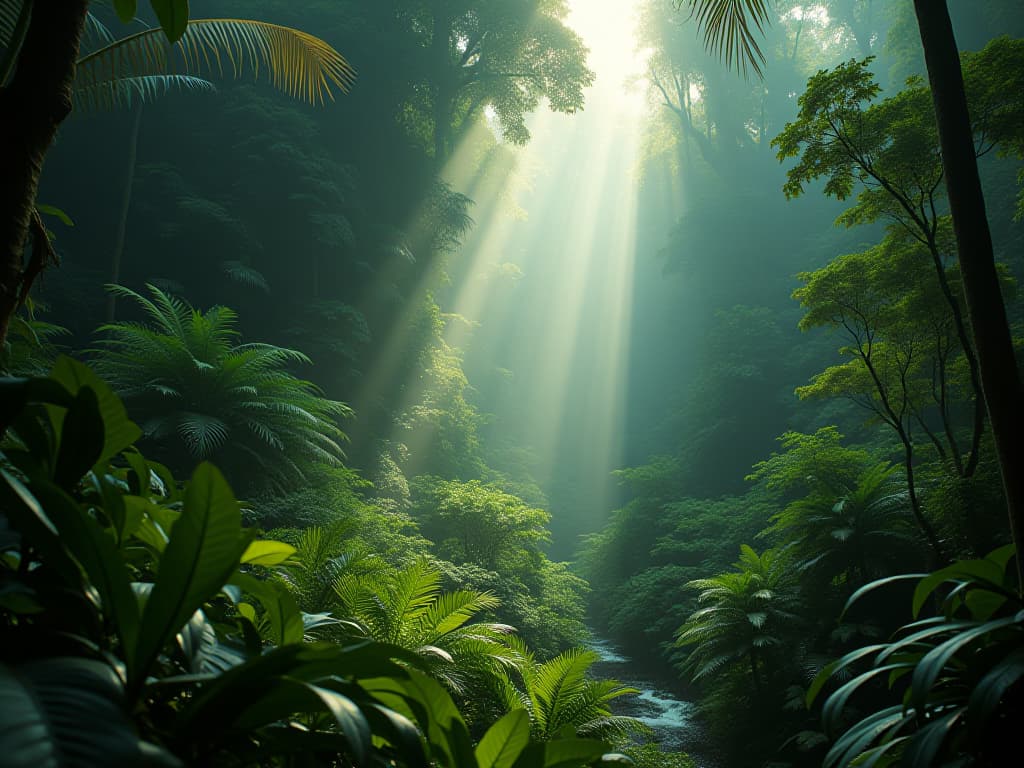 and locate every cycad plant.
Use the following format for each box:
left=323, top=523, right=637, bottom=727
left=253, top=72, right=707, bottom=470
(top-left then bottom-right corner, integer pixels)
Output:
left=92, top=283, right=349, bottom=489
left=675, top=544, right=800, bottom=693
left=495, top=639, right=643, bottom=742
left=331, top=557, right=521, bottom=695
